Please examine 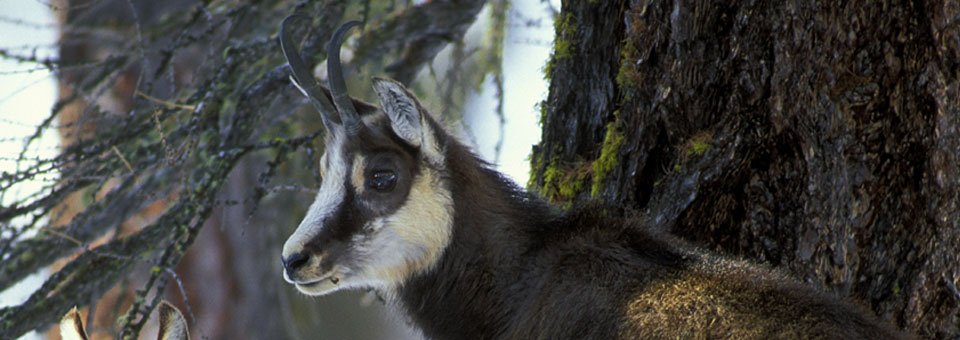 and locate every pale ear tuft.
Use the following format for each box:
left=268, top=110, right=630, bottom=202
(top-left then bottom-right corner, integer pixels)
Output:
left=372, top=77, right=423, bottom=148
left=158, top=300, right=190, bottom=340
left=60, top=307, right=89, bottom=340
